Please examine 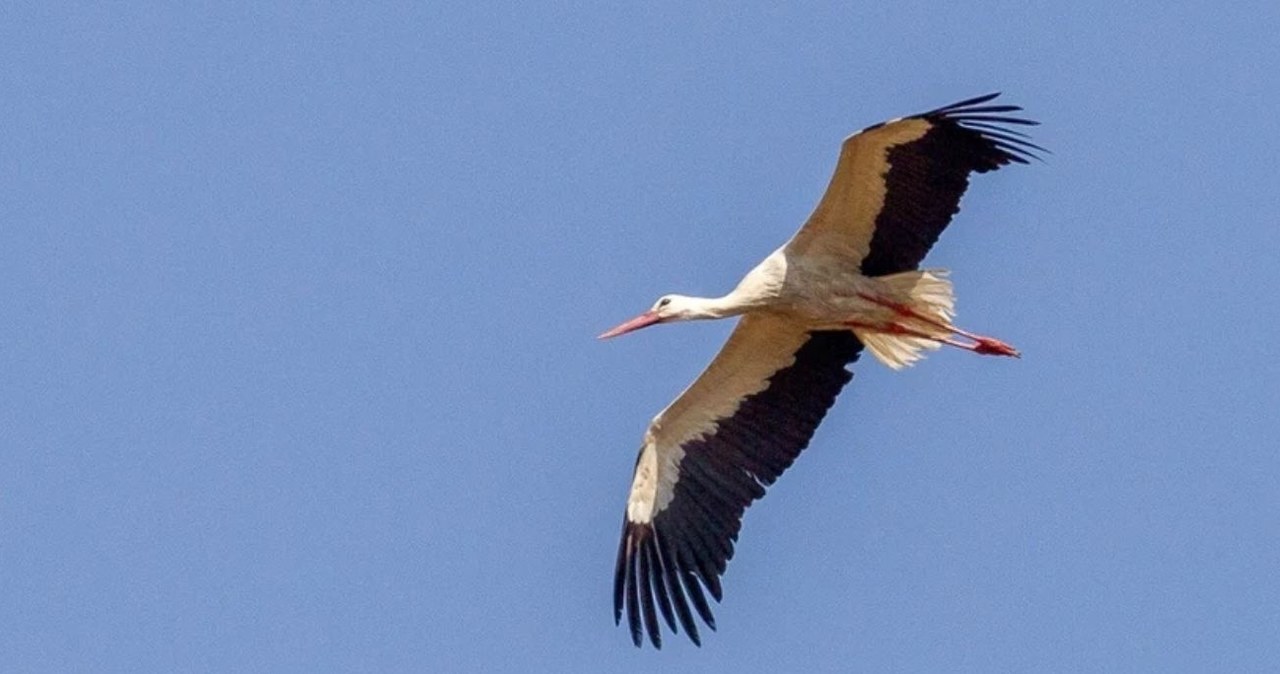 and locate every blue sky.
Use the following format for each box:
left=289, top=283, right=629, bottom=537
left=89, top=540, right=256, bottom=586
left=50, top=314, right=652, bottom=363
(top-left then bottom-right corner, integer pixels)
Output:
left=3, top=2, right=1279, bottom=672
